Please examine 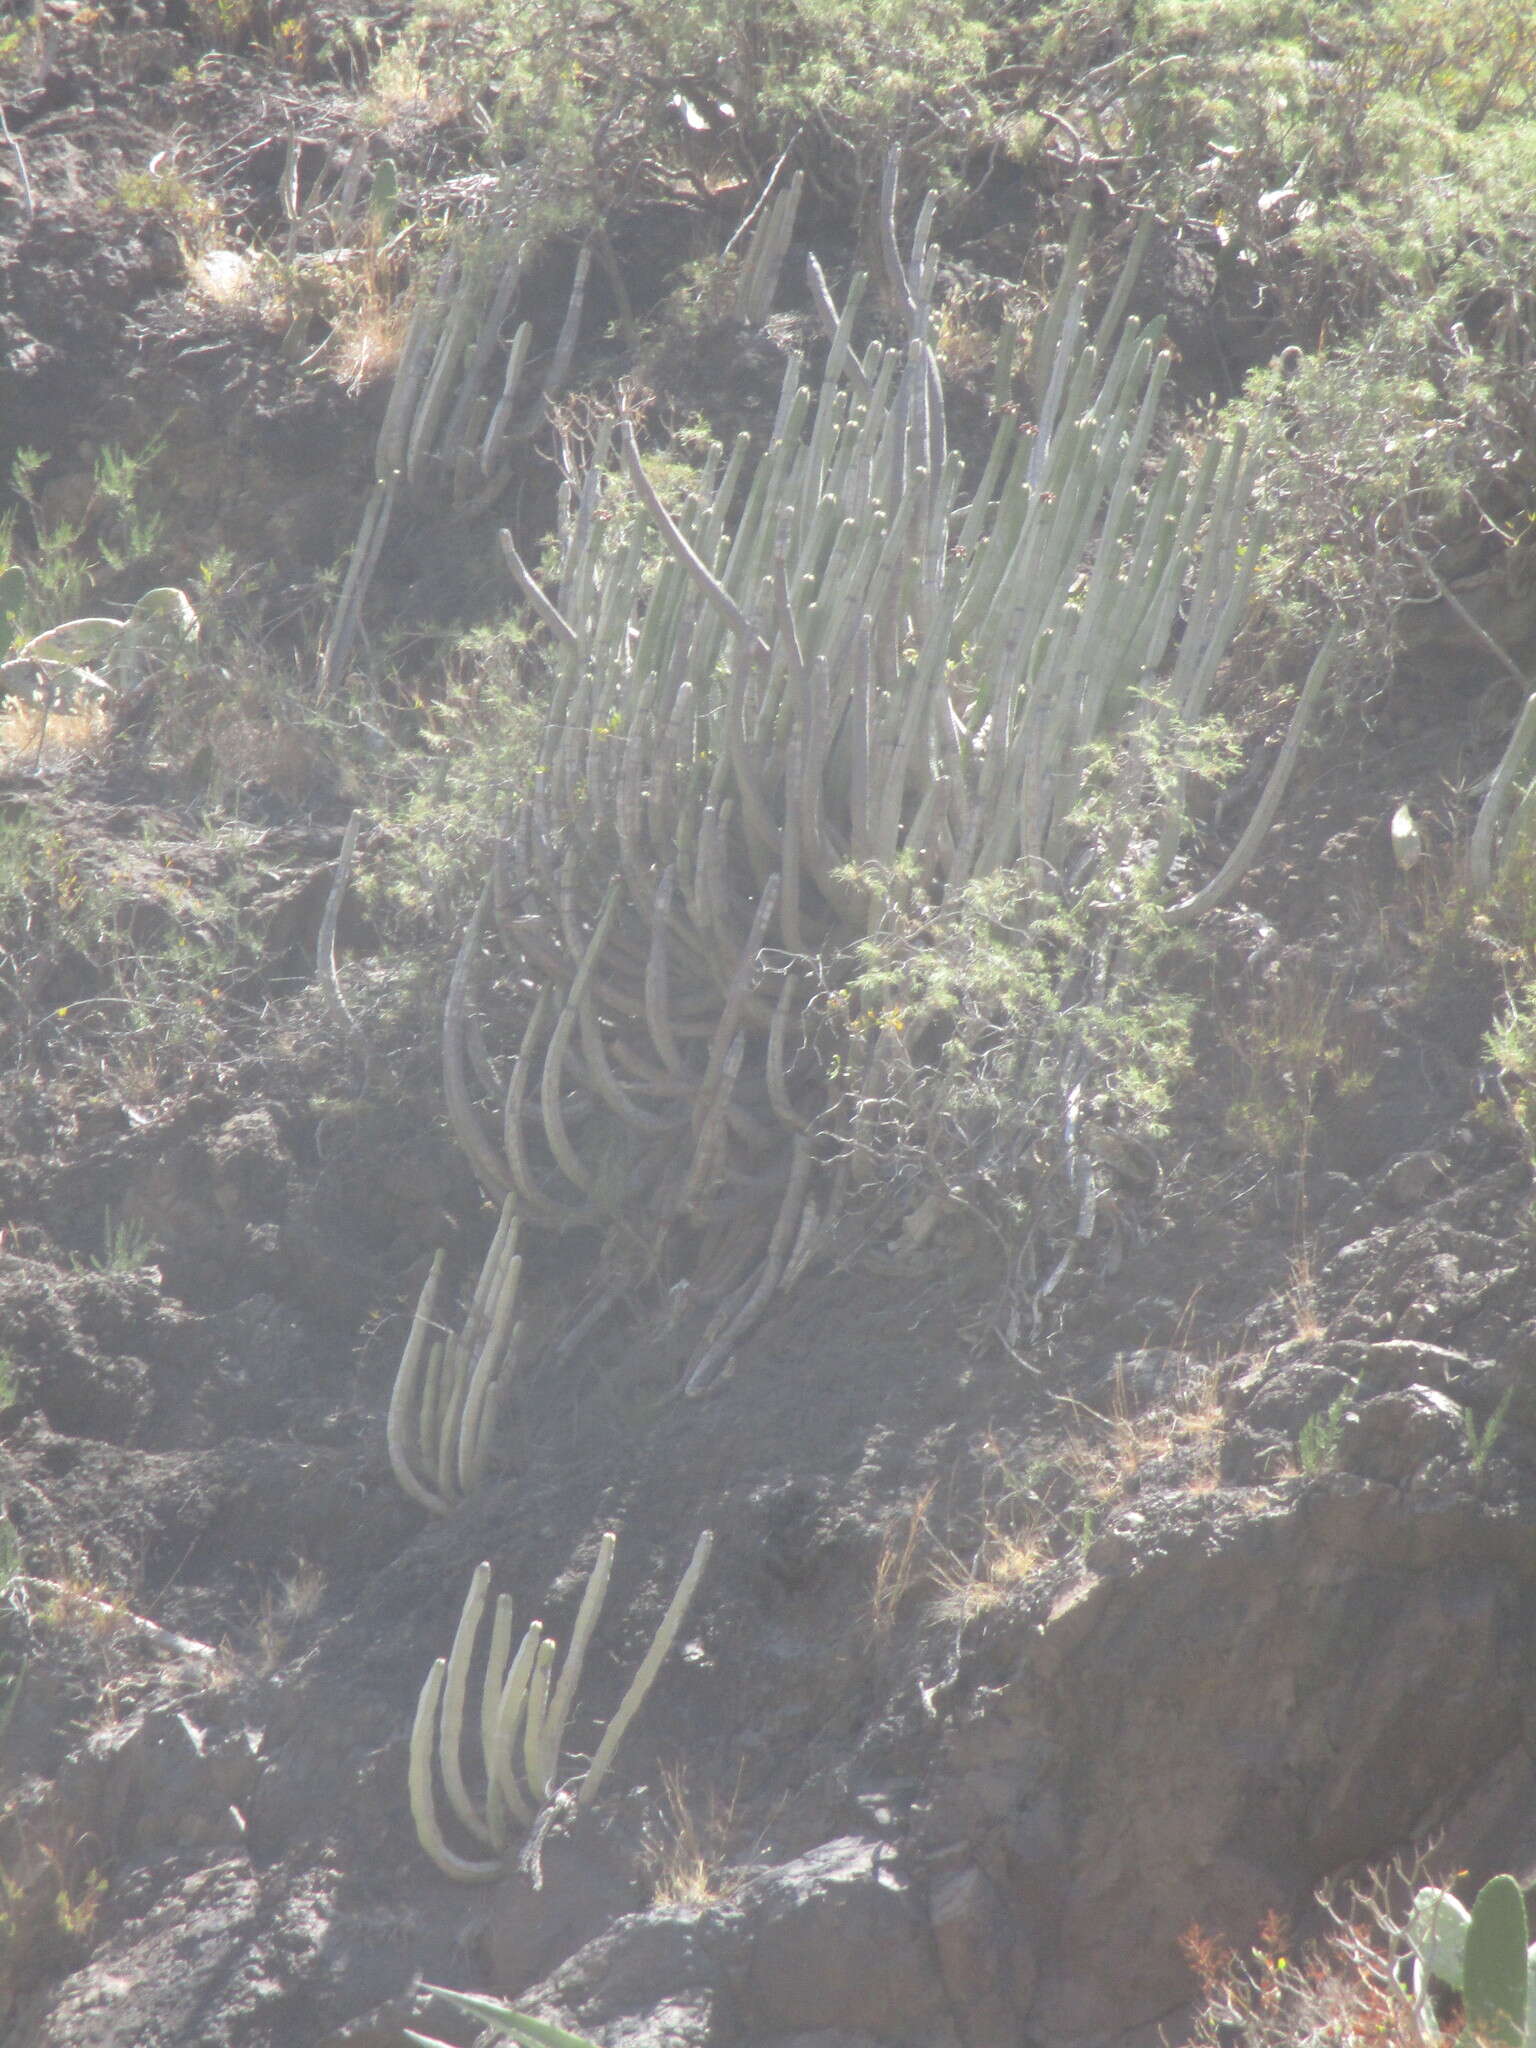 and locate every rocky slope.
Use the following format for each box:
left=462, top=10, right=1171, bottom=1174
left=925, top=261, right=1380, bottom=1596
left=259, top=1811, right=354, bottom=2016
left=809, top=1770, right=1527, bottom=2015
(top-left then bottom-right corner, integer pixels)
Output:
left=4, top=9, right=1536, bottom=2048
